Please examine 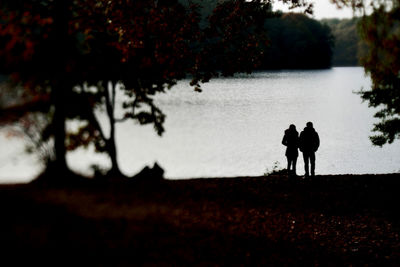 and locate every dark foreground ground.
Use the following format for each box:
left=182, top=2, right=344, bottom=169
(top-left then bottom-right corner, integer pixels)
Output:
left=1, top=174, right=400, bottom=266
